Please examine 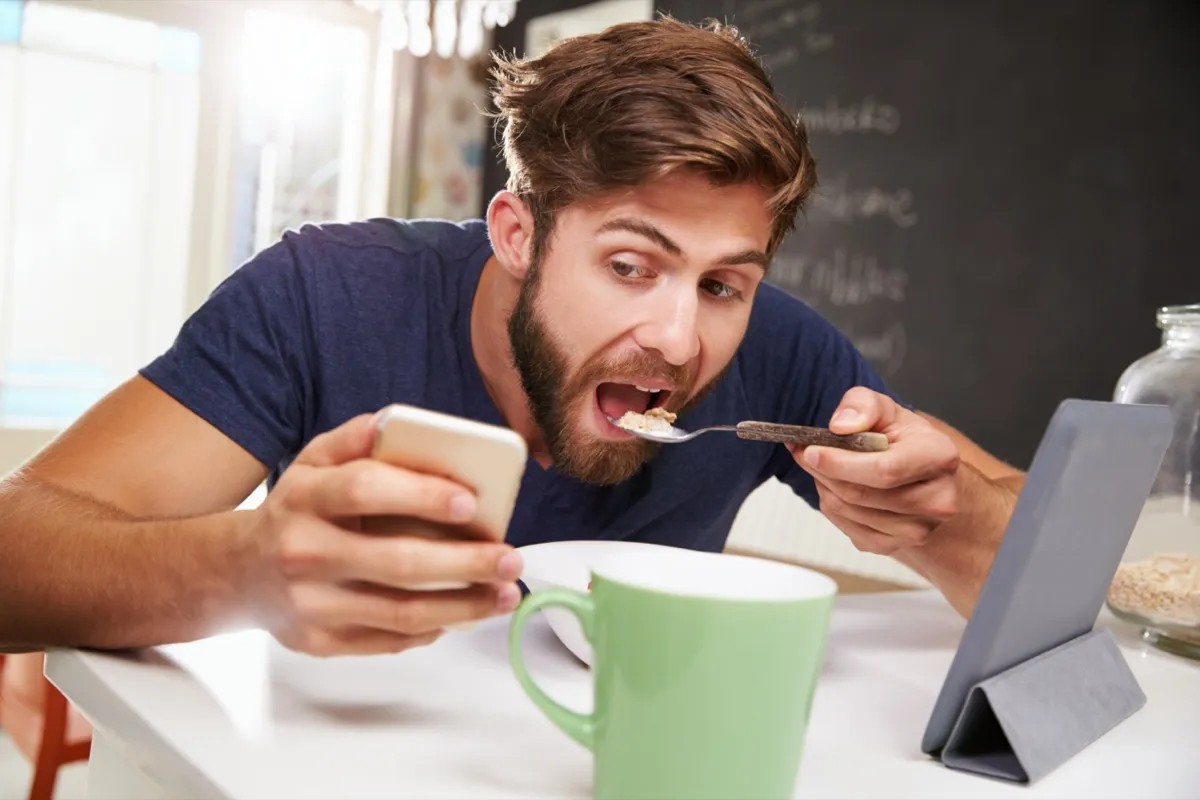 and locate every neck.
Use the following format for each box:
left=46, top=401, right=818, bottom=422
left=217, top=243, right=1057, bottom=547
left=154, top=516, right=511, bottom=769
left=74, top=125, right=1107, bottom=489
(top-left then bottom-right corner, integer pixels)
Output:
left=1163, top=324, right=1200, bottom=351
left=470, top=256, right=552, bottom=465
